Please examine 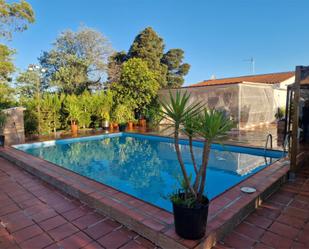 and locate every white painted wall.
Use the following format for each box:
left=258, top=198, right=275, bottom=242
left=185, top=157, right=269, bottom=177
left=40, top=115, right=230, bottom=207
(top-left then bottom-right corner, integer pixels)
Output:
left=273, top=76, right=295, bottom=109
